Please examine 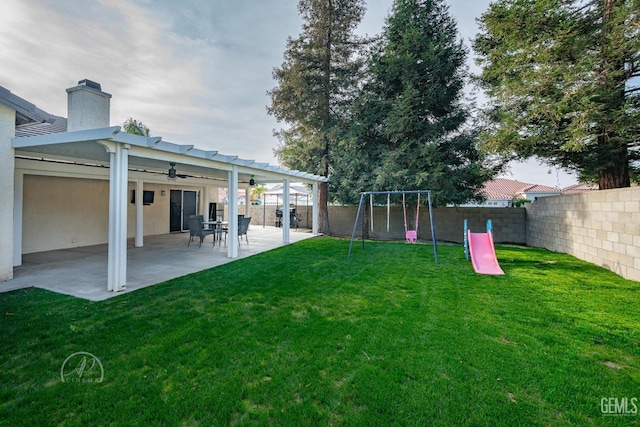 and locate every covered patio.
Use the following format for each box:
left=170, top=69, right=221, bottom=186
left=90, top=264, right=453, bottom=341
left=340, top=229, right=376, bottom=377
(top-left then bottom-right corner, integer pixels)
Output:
left=2, top=80, right=328, bottom=295
left=2, top=227, right=317, bottom=301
